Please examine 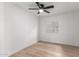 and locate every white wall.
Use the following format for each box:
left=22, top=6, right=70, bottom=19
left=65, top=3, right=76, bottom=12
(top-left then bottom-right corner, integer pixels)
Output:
left=39, top=10, right=79, bottom=47
left=0, top=3, right=6, bottom=57
left=3, top=3, right=38, bottom=56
